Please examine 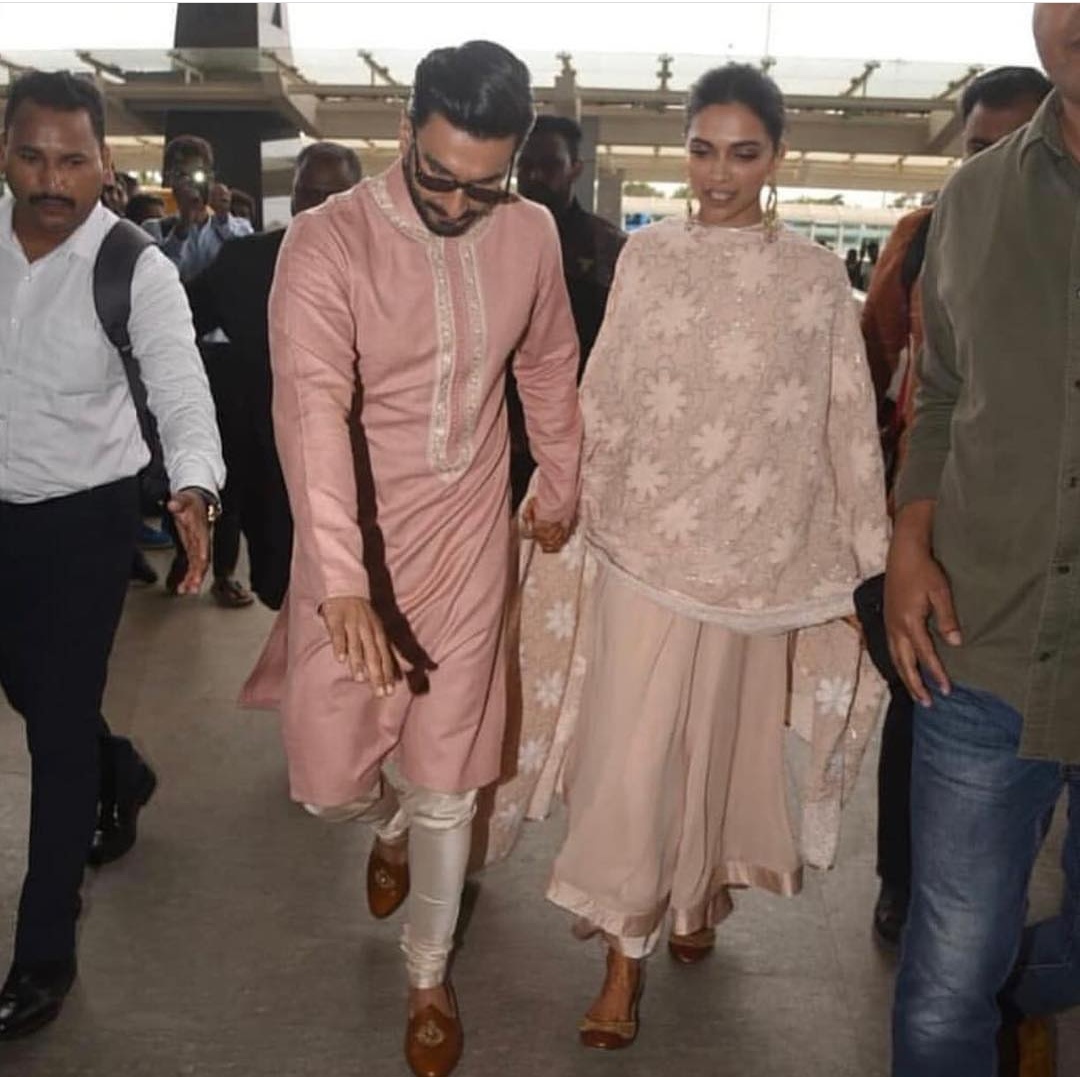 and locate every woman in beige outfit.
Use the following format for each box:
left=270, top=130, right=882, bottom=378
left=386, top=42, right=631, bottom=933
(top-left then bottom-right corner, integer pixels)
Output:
left=544, top=64, right=889, bottom=1047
